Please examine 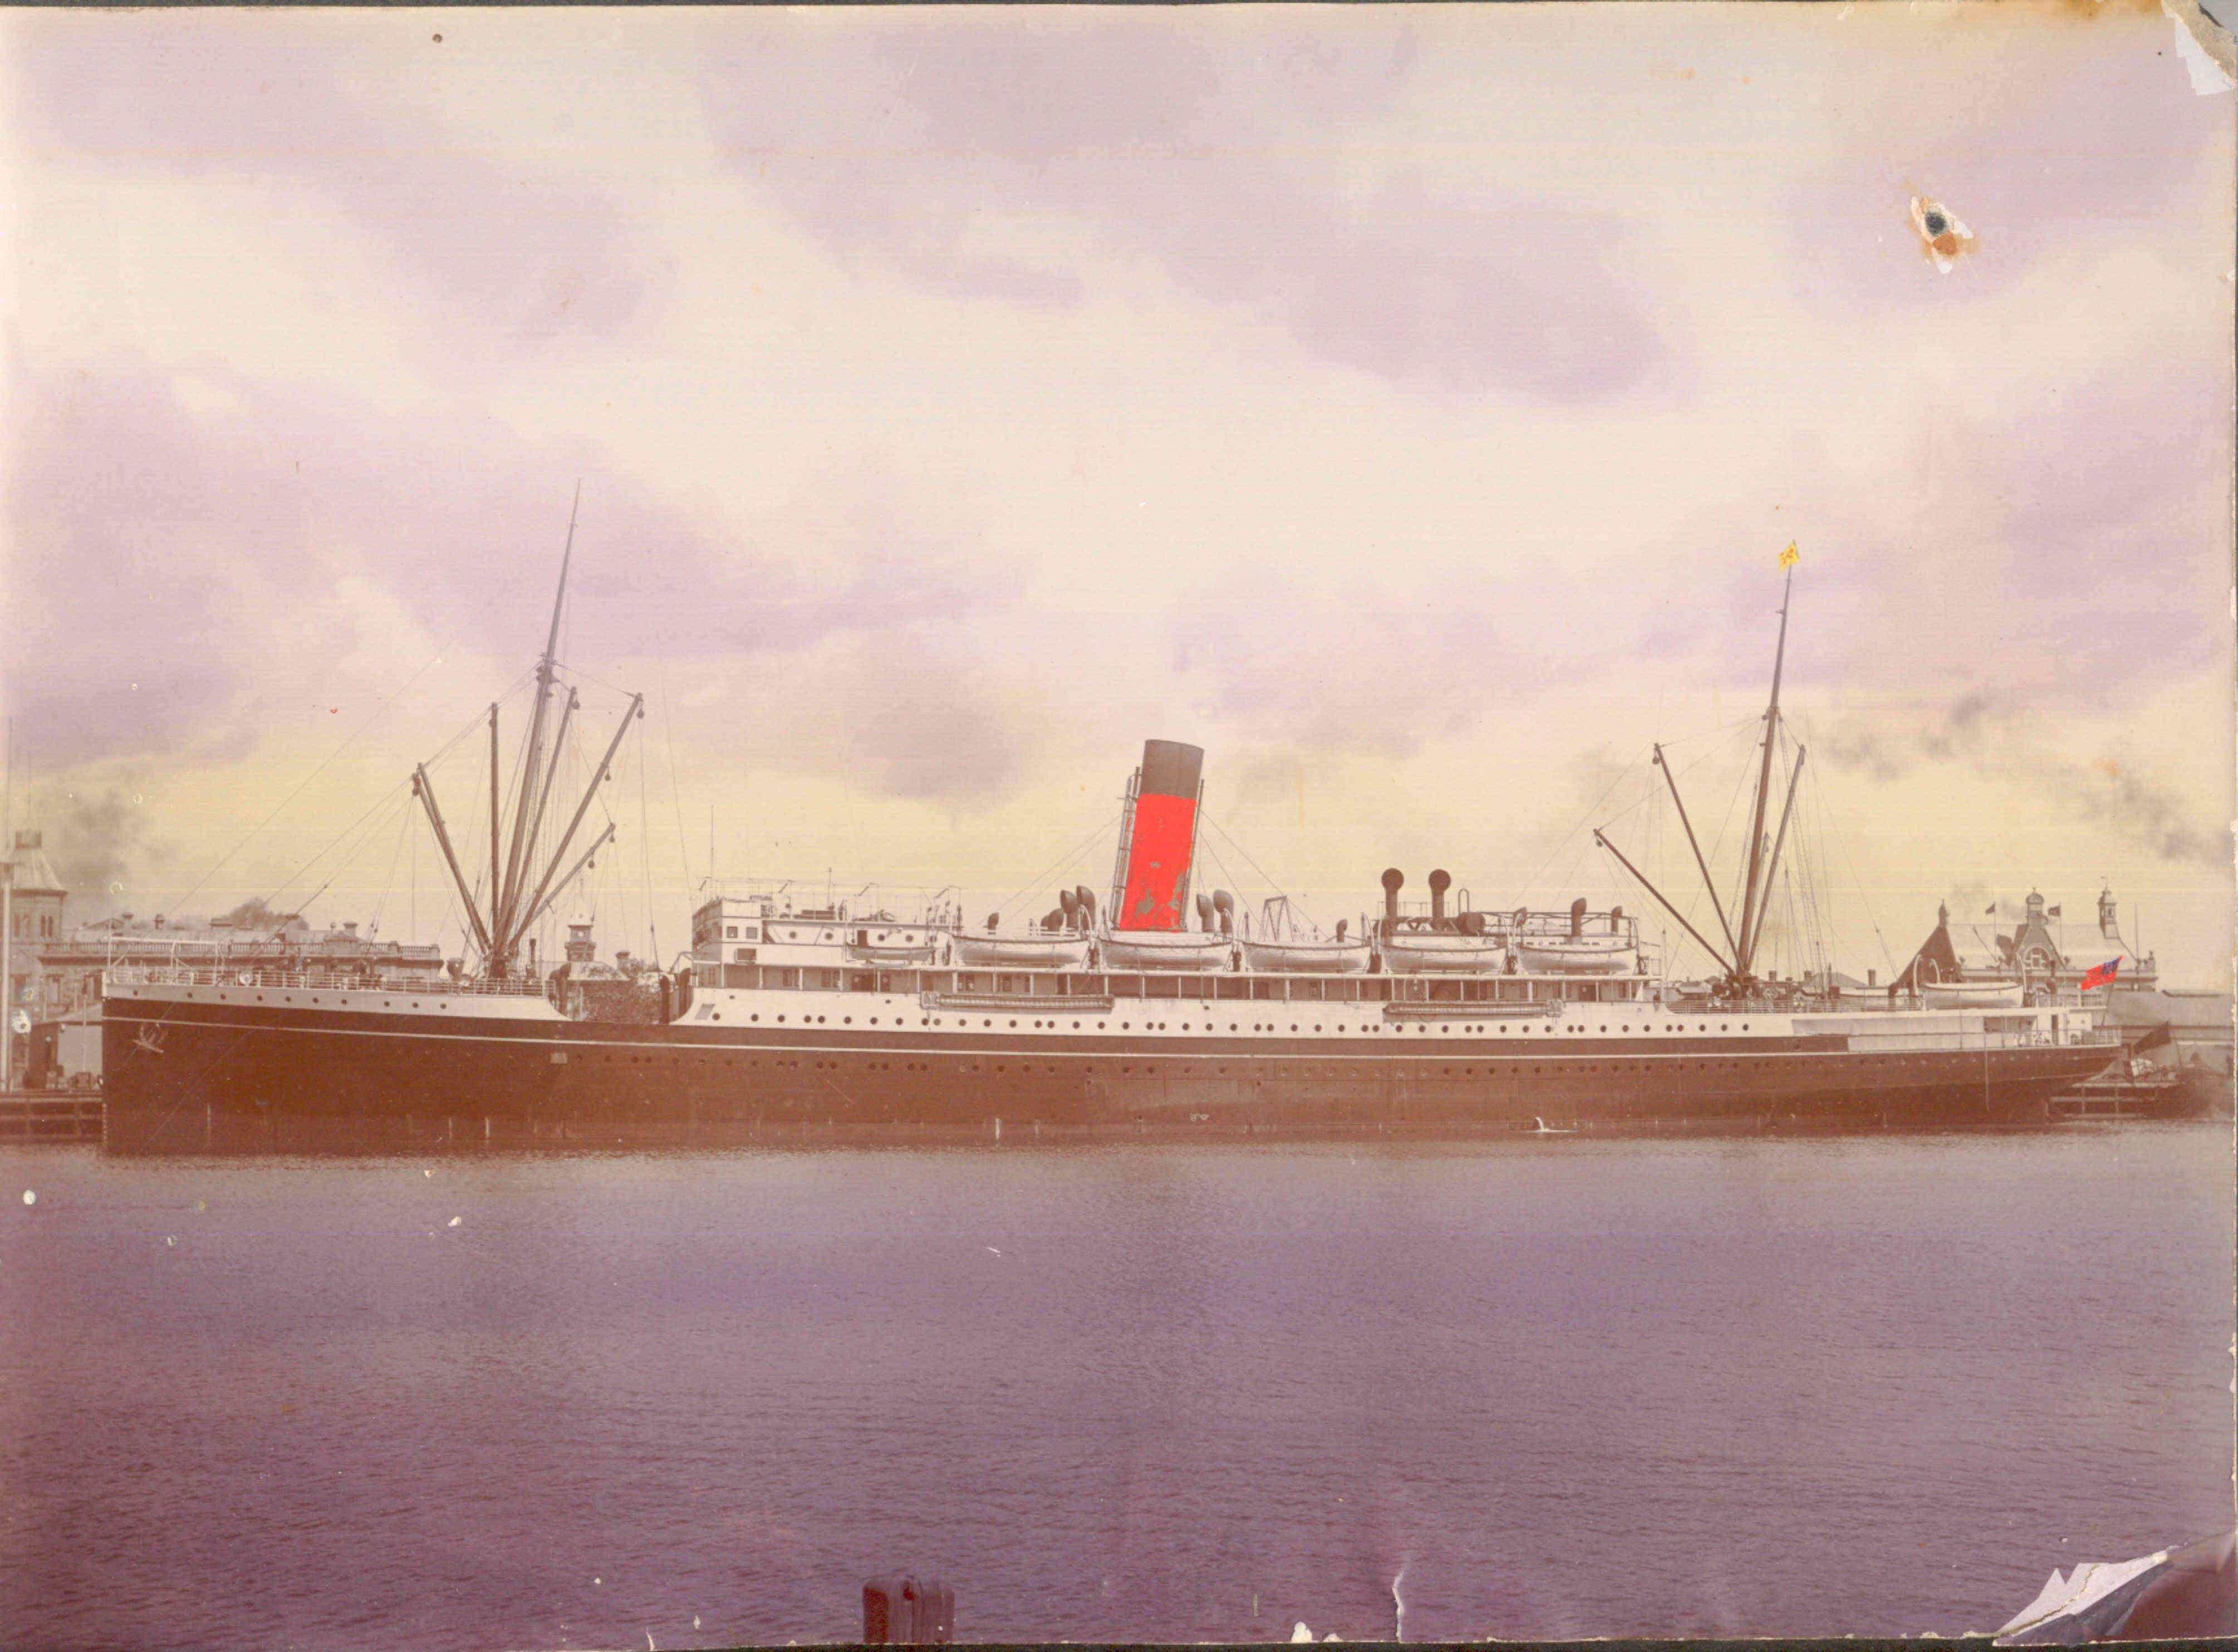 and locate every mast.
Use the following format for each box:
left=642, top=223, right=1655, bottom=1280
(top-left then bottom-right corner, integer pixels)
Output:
left=1733, top=564, right=1794, bottom=981
left=414, top=766, right=495, bottom=961
left=1653, top=742, right=1741, bottom=965
left=498, top=692, right=643, bottom=969
left=496, top=485, right=579, bottom=955
left=1744, top=745, right=1808, bottom=970
left=487, top=704, right=502, bottom=950
left=1593, top=828, right=1735, bottom=977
